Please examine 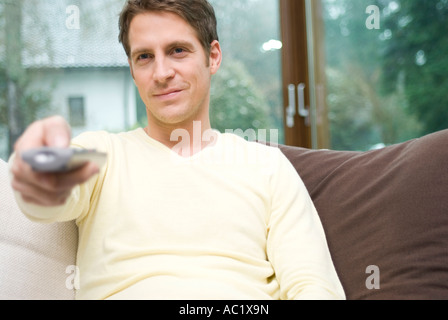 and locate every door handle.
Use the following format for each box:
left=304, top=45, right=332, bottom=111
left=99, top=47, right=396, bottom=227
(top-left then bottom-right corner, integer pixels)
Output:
left=286, top=83, right=309, bottom=128
left=297, top=83, right=309, bottom=118
left=286, top=84, right=296, bottom=128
